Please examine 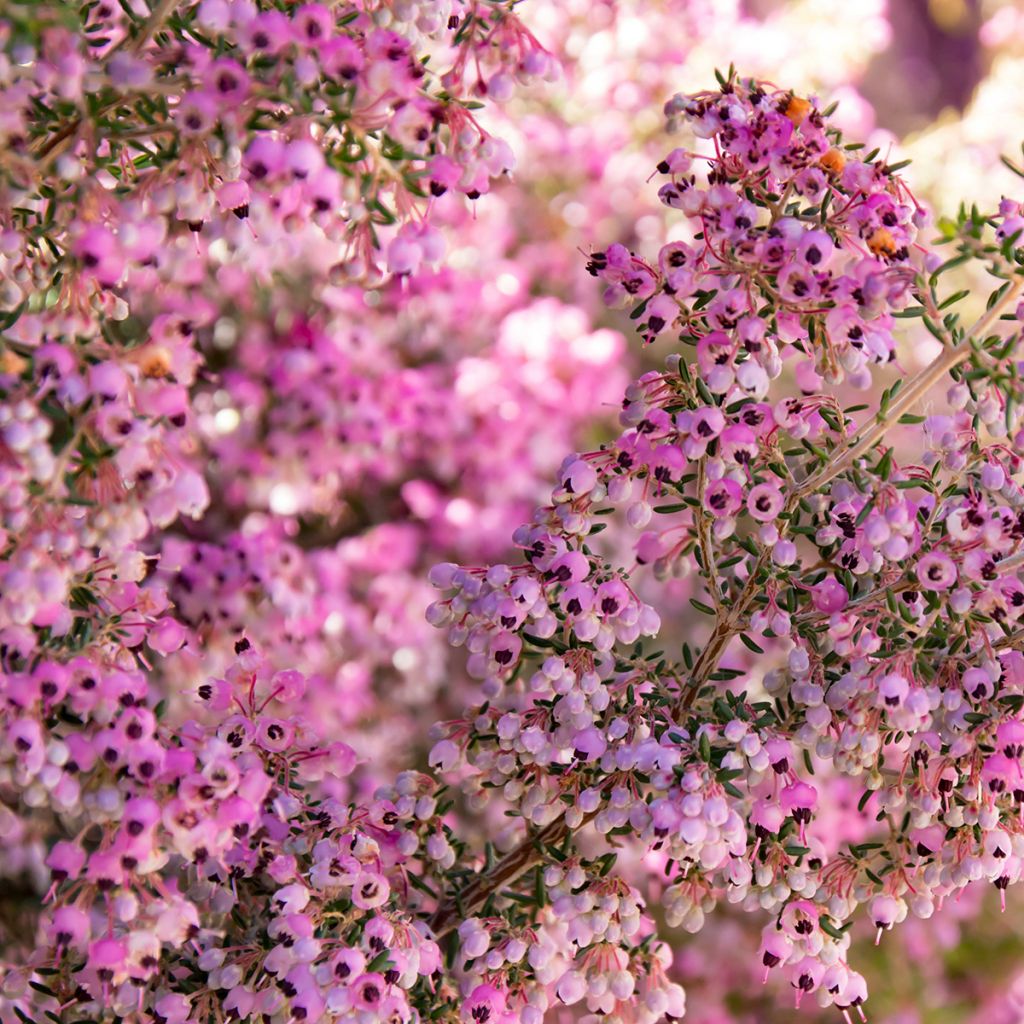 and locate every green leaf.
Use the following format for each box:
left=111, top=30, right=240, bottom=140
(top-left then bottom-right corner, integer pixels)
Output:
left=938, top=290, right=970, bottom=310
left=739, top=634, right=764, bottom=654
left=929, top=252, right=970, bottom=284
left=366, top=950, right=394, bottom=973
left=0, top=300, right=27, bottom=332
